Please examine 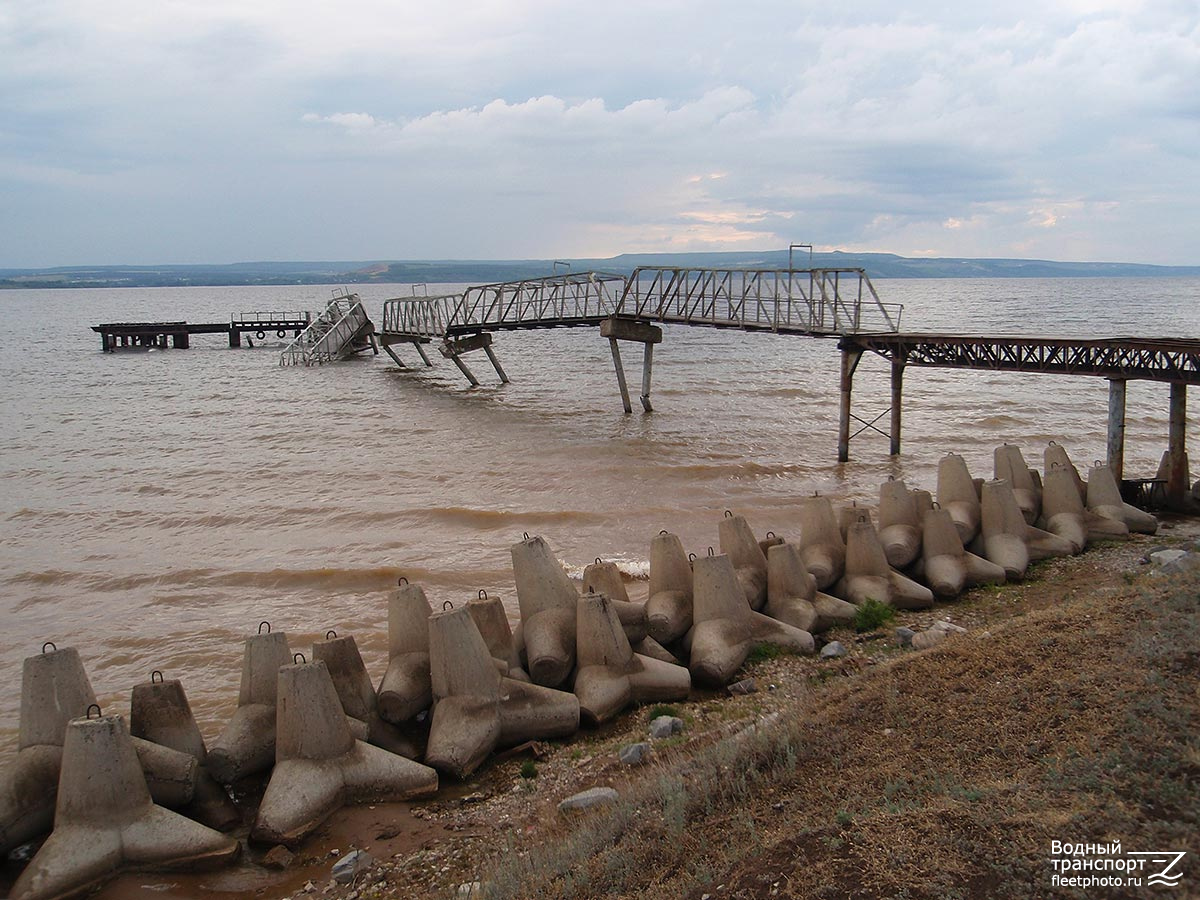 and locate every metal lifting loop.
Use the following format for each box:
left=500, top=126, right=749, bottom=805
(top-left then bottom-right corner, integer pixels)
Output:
left=595, top=557, right=602, bottom=565
left=398, top=576, right=408, bottom=586
left=766, top=531, right=776, bottom=539
left=707, top=546, right=714, bottom=556
left=659, top=529, right=668, bottom=535
left=888, top=474, right=896, bottom=481
left=86, top=704, right=101, bottom=719
left=151, top=670, right=164, bottom=684
left=443, top=601, right=453, bottom=611
left=326, top=630, right=337, bottom=640
left=478, top=589, right=487, bottom=600
left=1094, top=459, right=1102, bottom=468
left=724, top=509, right=733, bottom=518
left=932, top=501, right=941, bottom=509
left=258, top=621, right=271, bottom=634
left=293, top=652, right=306, bottom=664
left=41, top=641, right=56, bottom=654
left=522, top=532, right=530, bottom=541
left=688, top=552, right=697, bottom=562
left=1048, top=439, right=1058, bottom=446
